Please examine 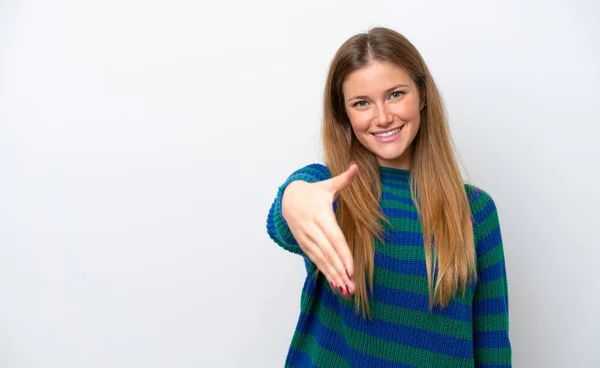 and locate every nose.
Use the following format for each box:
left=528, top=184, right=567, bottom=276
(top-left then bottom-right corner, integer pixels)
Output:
left=375, top=103, right=393, bottom=127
